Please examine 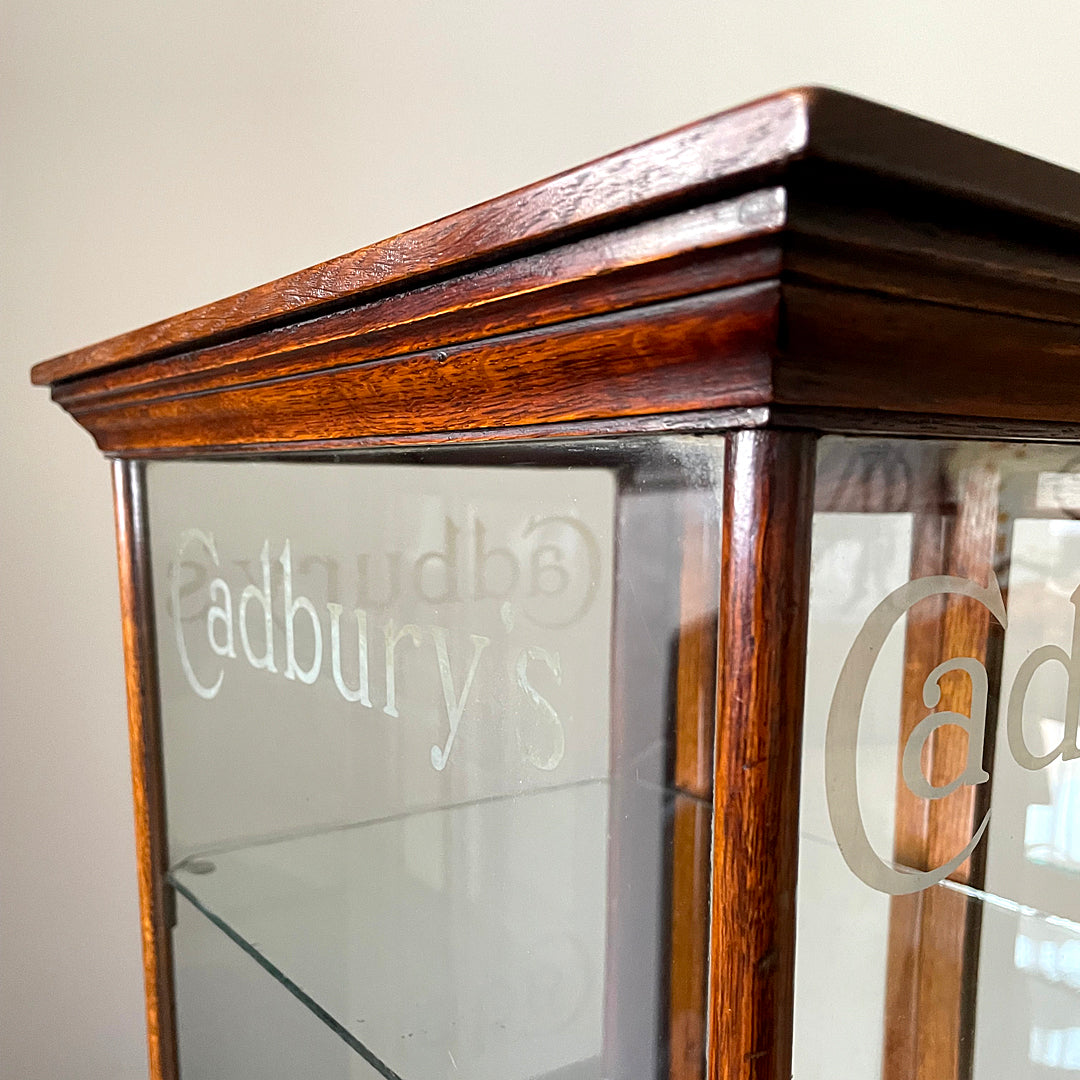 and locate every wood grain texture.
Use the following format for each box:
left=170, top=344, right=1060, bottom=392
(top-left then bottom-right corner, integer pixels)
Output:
left=709, top=429, right=816, bottom=1080
left=97, top=407, right=769, bottom=460
left=32, top=88, right=1080, bottom=467
left=883, top=476, right=947, bottom=1080
left=918, top=466, right=1004, bottom=1080
left=54, top=202, right=783, bottom=413
left=68, top=286, right=779, bottom=453
left=797, top=91, right=1080, bottom=233
left=112, top=459, right=178, bottom=1080
left=787, top=177, right=1080, bottom=325
left=778, top=283, right=1080, bottom=424
left=923, top=465, right=1002, bottom=887
left=883, top=458, right=1004, bottom=1080
left=31, top=93, right=806, bottom=385
left=43, top=237, right=1080, bottom=457
left=669, top=466, right=724, bottom=1080
left=674, top=492, right=721, bottom=799
left=668, top=794, right=712, bottom=1080
left=32, top=87, right=1080, bottom=390
left=816, top=439, right=1009, bottom=1080
left=68, top=268, right=1080, bottom=455
left=29, top=87, right=1080, bottom=1080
